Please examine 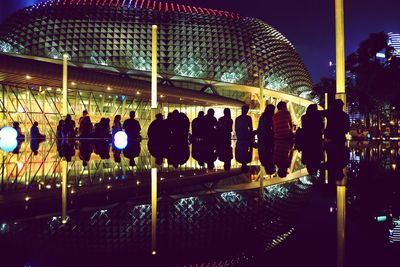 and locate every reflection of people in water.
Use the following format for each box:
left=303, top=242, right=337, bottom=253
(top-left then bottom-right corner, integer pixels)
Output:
left=192, top=141, right=217, bottom=169
left=167, top=142, right=190, bottom=168
left=258, top=140, right=275, bottom=175
left=325, top=143, right=349, bottom=182
left=57, top=139, right=75, bottom=162
left=217, top=143, right=233, bottom=171
left=302, top=141, right=323, bottom=176
left=148, top=139, right=168, bottom=166
left=94, top=140, right=110, bottom=159
left=273, top=140, right=293, bottom=178
left=30, top=138, right=45, bottom=155
left=79, top=140, right=93, bottom=167
left=12, top=140, right=23, bottom=154
left=235, top=140, right=253, bottom=173
left=123, top=139, right=141, bottom=166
